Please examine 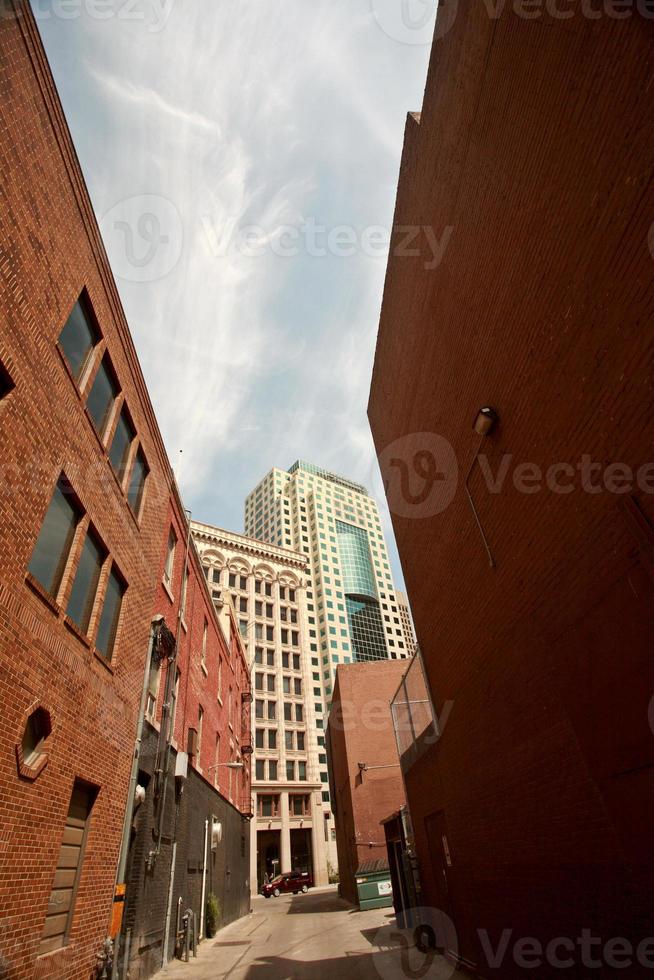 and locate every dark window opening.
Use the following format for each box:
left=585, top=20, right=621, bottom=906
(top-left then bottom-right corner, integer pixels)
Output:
left=28, top=478, right=82, bottom=598
left=58, top=294, right=100, bottom=381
